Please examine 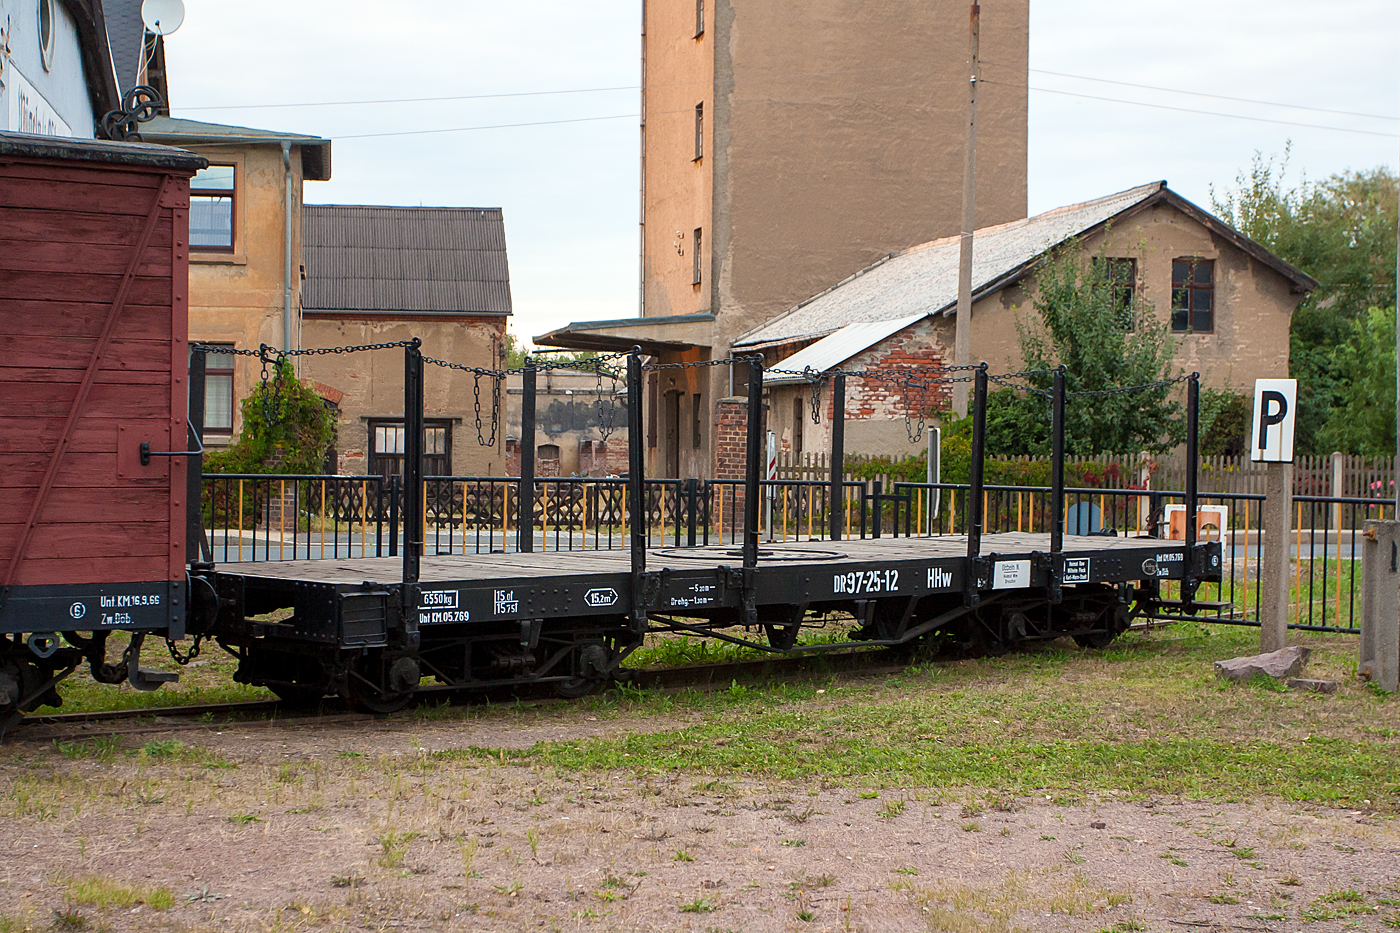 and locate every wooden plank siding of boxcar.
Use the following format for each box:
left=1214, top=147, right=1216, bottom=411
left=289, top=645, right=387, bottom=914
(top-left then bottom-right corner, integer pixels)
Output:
left=0, top=208, right=176, bottom=250
left=0, top=154, right=190, bottom=589
left=0, top=301, right=173, bottom=339
left=0, top=171, right=168, bottom=216
left=0, top=338, right=175, bottom=371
